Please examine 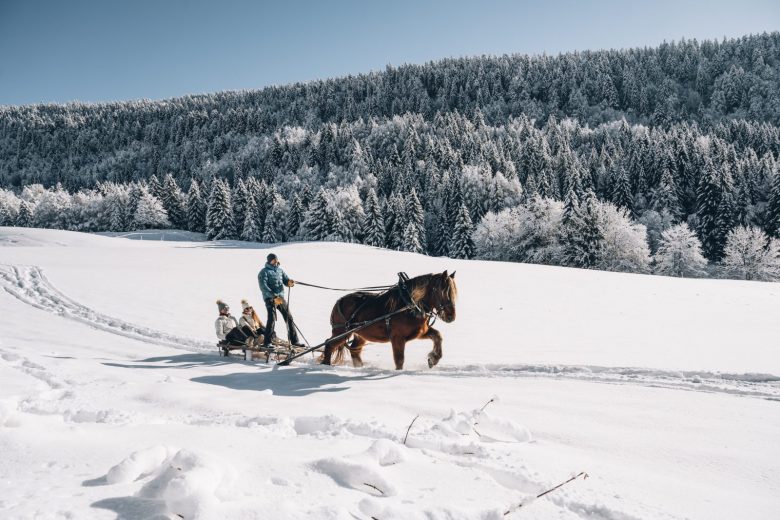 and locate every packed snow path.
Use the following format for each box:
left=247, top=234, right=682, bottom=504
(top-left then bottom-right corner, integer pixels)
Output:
left=2, top=262, right=778, bottom=400
left=0, top=263, right=213, bottom=353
